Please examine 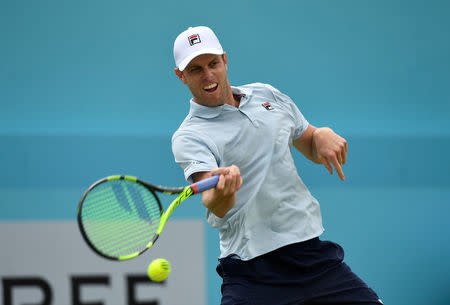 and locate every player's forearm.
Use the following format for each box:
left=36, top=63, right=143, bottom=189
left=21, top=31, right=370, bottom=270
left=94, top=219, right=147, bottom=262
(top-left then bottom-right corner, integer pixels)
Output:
left=202, top=189, right=235, bottom=218
left=294, top=125, right=321, bottom=164
left=193, top=165, right=242, bottom=218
